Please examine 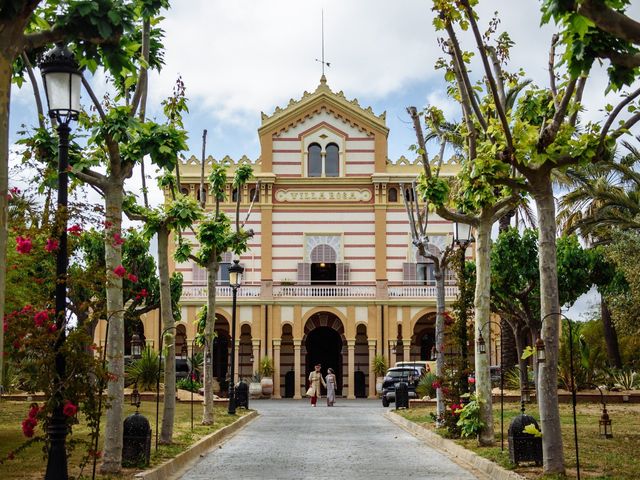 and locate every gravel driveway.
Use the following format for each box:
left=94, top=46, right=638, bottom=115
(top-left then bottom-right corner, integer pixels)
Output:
left=179, top=399, right=478, bottom=480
